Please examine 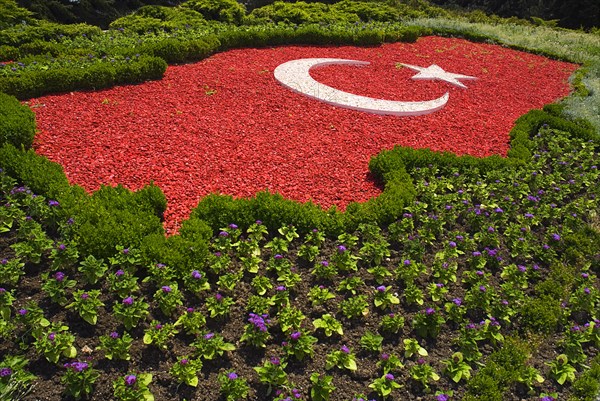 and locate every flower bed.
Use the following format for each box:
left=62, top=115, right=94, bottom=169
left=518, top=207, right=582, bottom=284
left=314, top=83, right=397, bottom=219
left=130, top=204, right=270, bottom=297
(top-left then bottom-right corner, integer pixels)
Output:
left=29, top=36, right=577, bottom=233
